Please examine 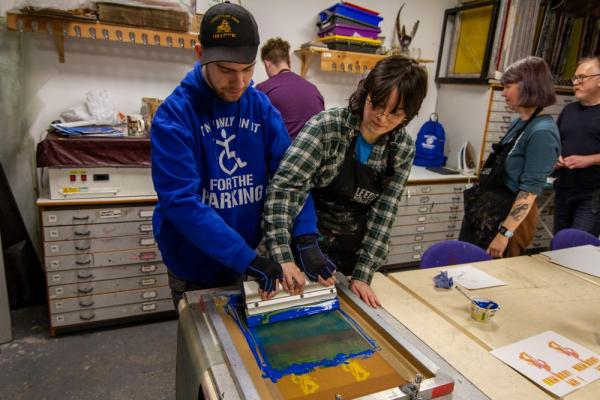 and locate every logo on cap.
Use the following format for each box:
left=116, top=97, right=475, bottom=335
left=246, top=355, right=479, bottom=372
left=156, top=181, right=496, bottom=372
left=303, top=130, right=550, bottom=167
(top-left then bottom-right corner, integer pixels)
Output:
left=212, top=15, right=237, bottom=39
